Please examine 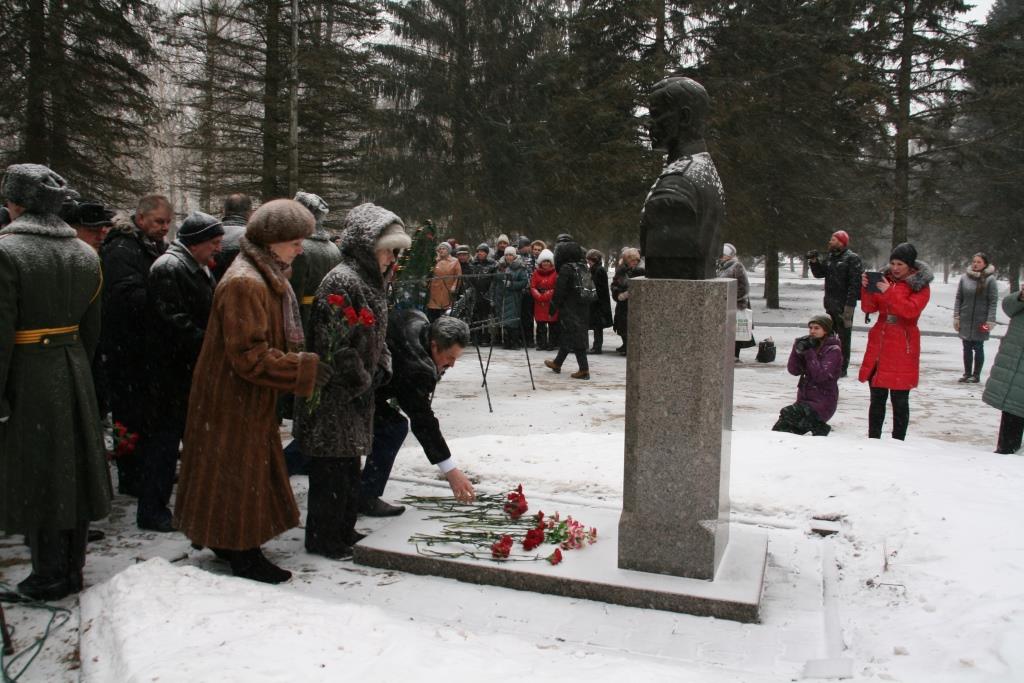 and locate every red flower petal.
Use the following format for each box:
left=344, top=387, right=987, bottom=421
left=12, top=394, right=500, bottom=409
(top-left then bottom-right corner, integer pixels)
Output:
left=547, top=548, right=563, bottom=565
